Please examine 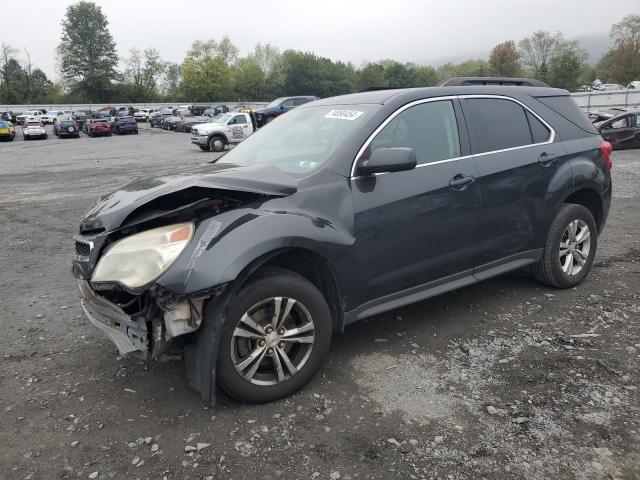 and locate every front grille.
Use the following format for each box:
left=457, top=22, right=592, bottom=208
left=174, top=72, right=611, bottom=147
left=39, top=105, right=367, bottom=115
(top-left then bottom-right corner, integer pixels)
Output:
left=75, top=241, right=91, bottom=256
